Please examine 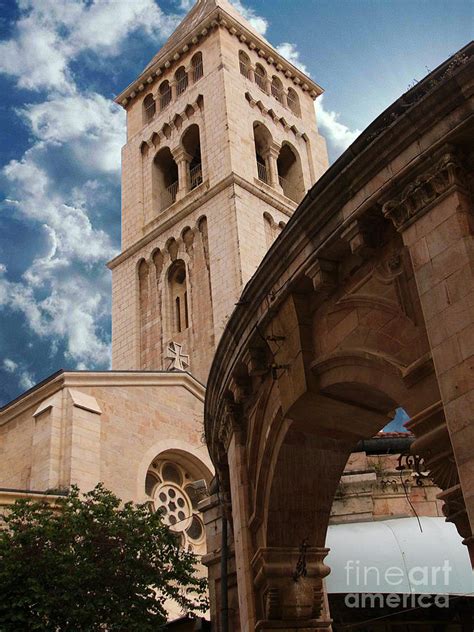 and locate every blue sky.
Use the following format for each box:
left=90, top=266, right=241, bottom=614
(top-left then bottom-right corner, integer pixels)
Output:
left=0, top=0, right=472, bottom=406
